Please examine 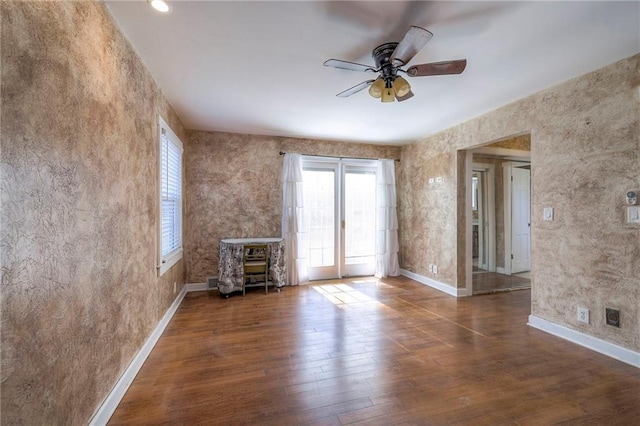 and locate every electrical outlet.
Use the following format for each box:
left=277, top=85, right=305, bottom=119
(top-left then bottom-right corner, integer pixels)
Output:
left=173, top=282, right=177, bottom=294
left=432, top=265, right=438, bottom=274
left=606, top=308, right=620, bottom=328
left=577, top=307, right=589, bottom=324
